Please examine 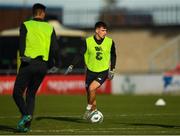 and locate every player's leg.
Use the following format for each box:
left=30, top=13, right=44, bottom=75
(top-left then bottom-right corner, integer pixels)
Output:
left=88, top=80, right=101, bottom=110
left=83, top=80, right=100, bottom=120
left=26, top=65, right=47, bottom=115
left=13, top=63, right=32, bottom=132
left=13, top=64, right=30, bottom=116
left=86, top=87, right=97, bottom=111
left=25, top=61, right=47, bottom=130
left=88, top=70, right=108, bottom=111
left=83, top=71, right=96, bottom=119
left=92, top=99, right=96, bottom=111
left=83, top=70, right=108, bottom=120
